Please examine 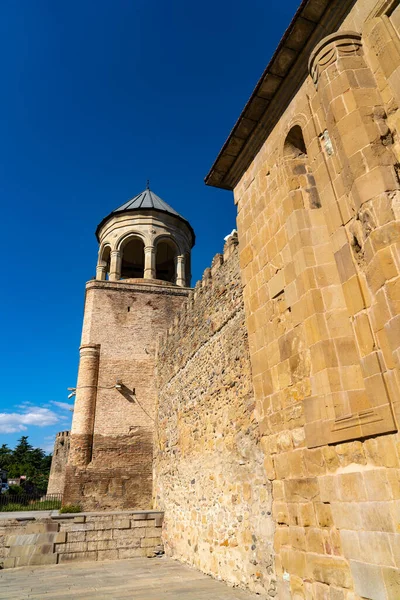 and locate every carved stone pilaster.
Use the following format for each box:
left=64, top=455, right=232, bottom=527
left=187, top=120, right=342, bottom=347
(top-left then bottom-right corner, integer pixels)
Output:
left=308, top=31, right=362, bottom=87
